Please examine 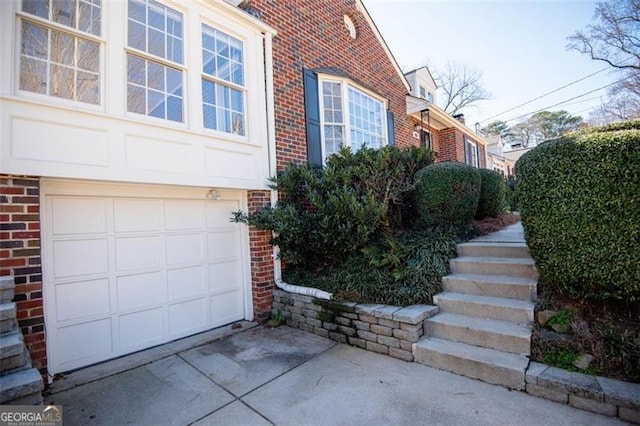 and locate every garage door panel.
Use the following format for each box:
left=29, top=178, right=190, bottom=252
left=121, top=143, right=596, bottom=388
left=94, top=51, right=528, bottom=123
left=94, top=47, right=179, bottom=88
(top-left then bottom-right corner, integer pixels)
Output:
left=209, top=262, right=242, bottom=293
left=167, top=266, right=205, bottom=301
left=206, top=200, right=240, bottom=227
left=53, top=239, right=109, bottom=278
left=207, top=232, right=240, bottom=262
left=114, top=199, right=162, bottom=233
left=57, top=318, right=113, bottom=370
left=52, top=198, right=107, bottom=235
left=116, top=272, right=166, bottom=310
left=45, top=184, right=247, bottom=374
left=56, top=279, right=110, bottom=322
left=115, top=236, right=162, bottom=271
left=210, top=290, right=243, bottom=326
left=119, top=308, right=164, bottom=351
left=169, top=298, right=206, bottom=336
left=166, top=234, right=204, bottom=265
left=165, top=200, right=206, bottom=230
